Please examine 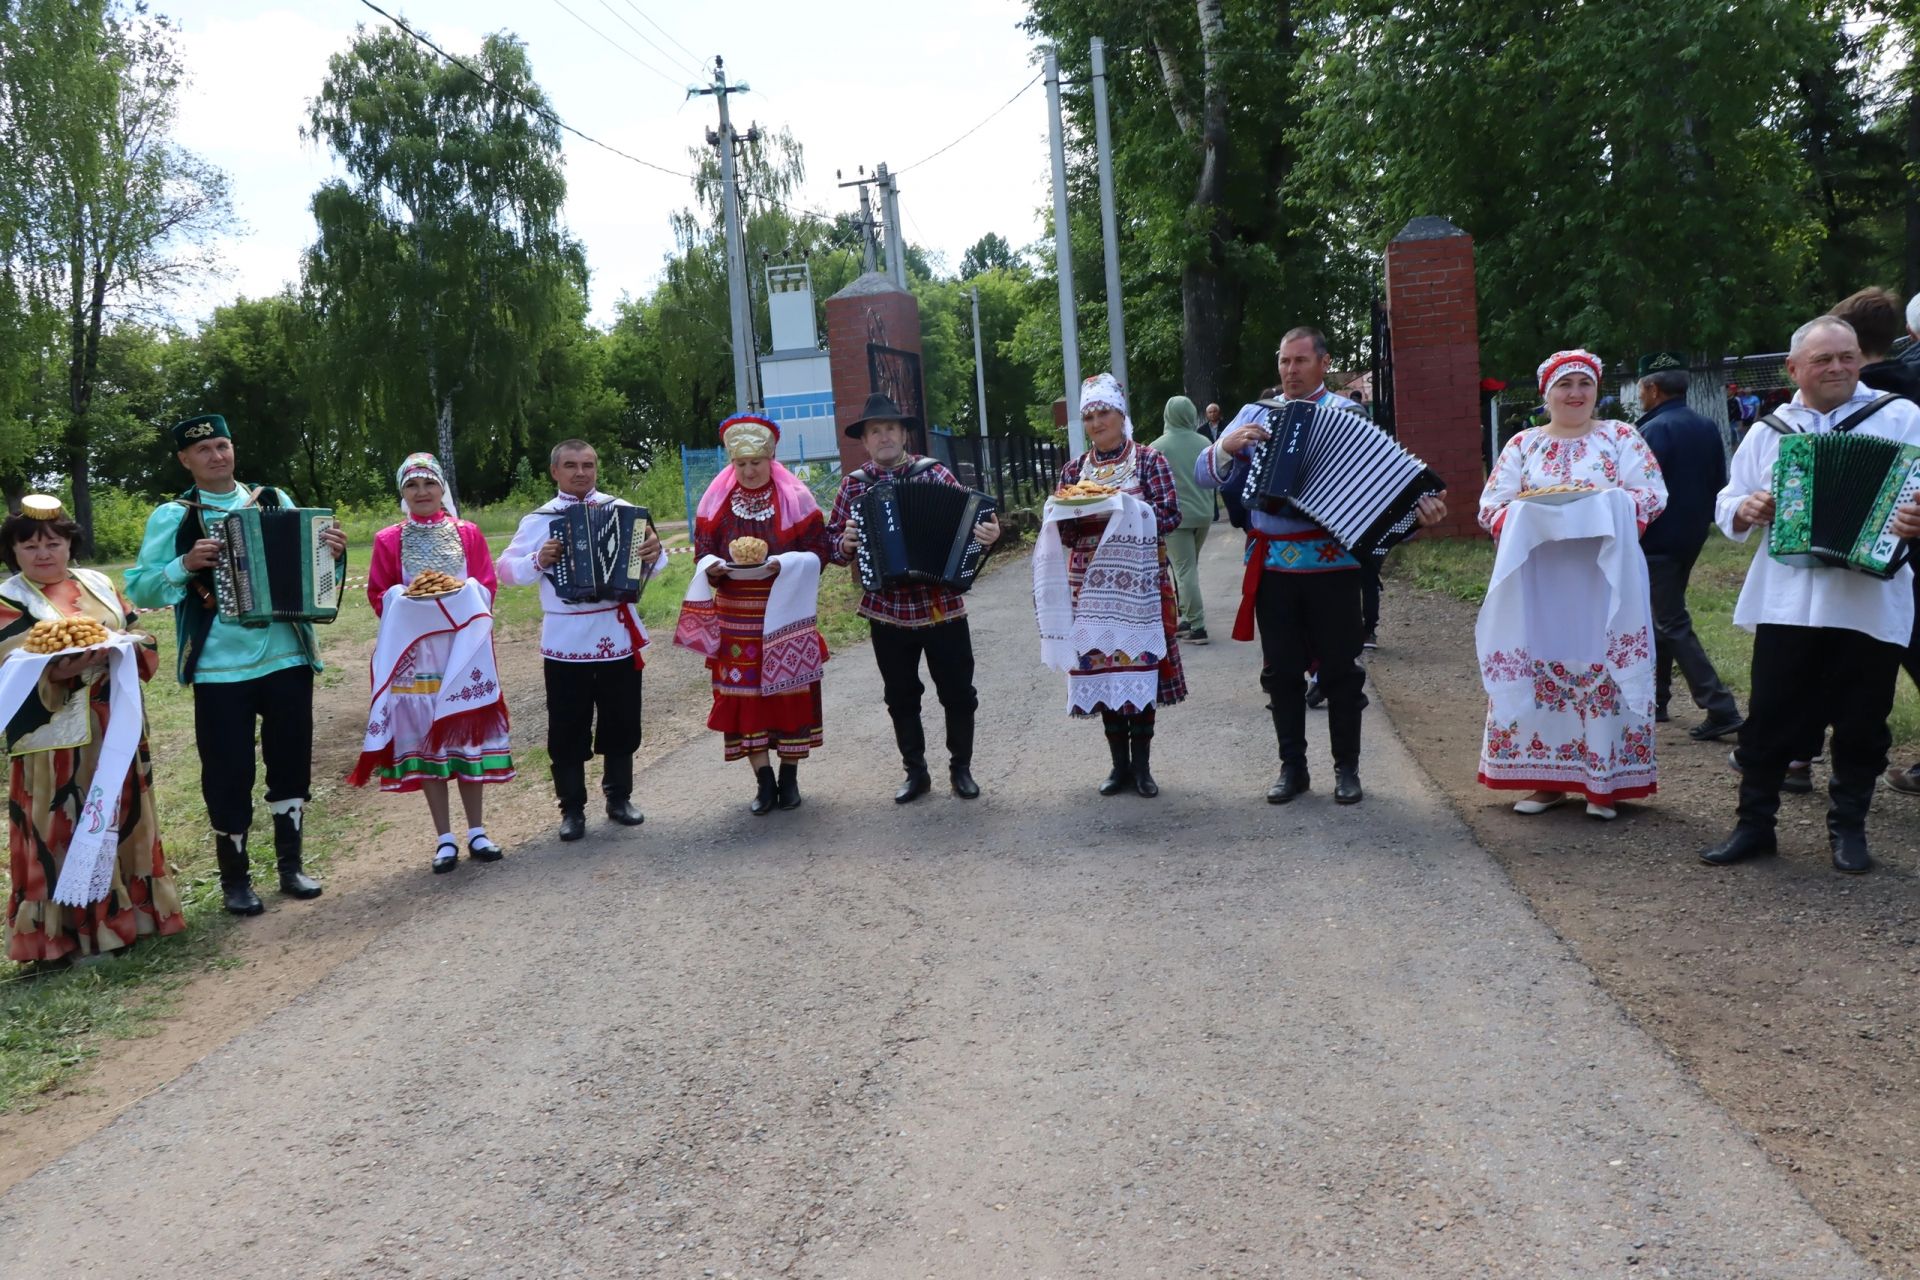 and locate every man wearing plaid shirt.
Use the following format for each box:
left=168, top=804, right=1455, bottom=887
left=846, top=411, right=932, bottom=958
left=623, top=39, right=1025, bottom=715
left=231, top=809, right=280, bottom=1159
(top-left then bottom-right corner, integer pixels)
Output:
left=828, top=392, right=1002, bottom=803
